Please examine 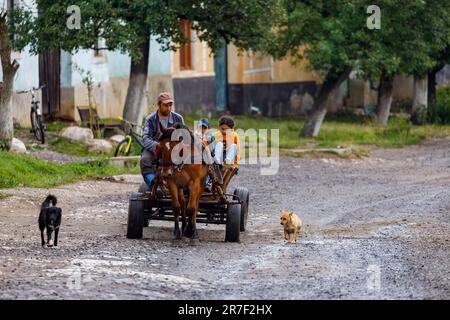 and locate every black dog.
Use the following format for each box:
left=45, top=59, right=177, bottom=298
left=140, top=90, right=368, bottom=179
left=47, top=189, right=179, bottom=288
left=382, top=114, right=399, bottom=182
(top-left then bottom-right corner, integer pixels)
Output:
left=38, top=195, right=62, bottom=247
